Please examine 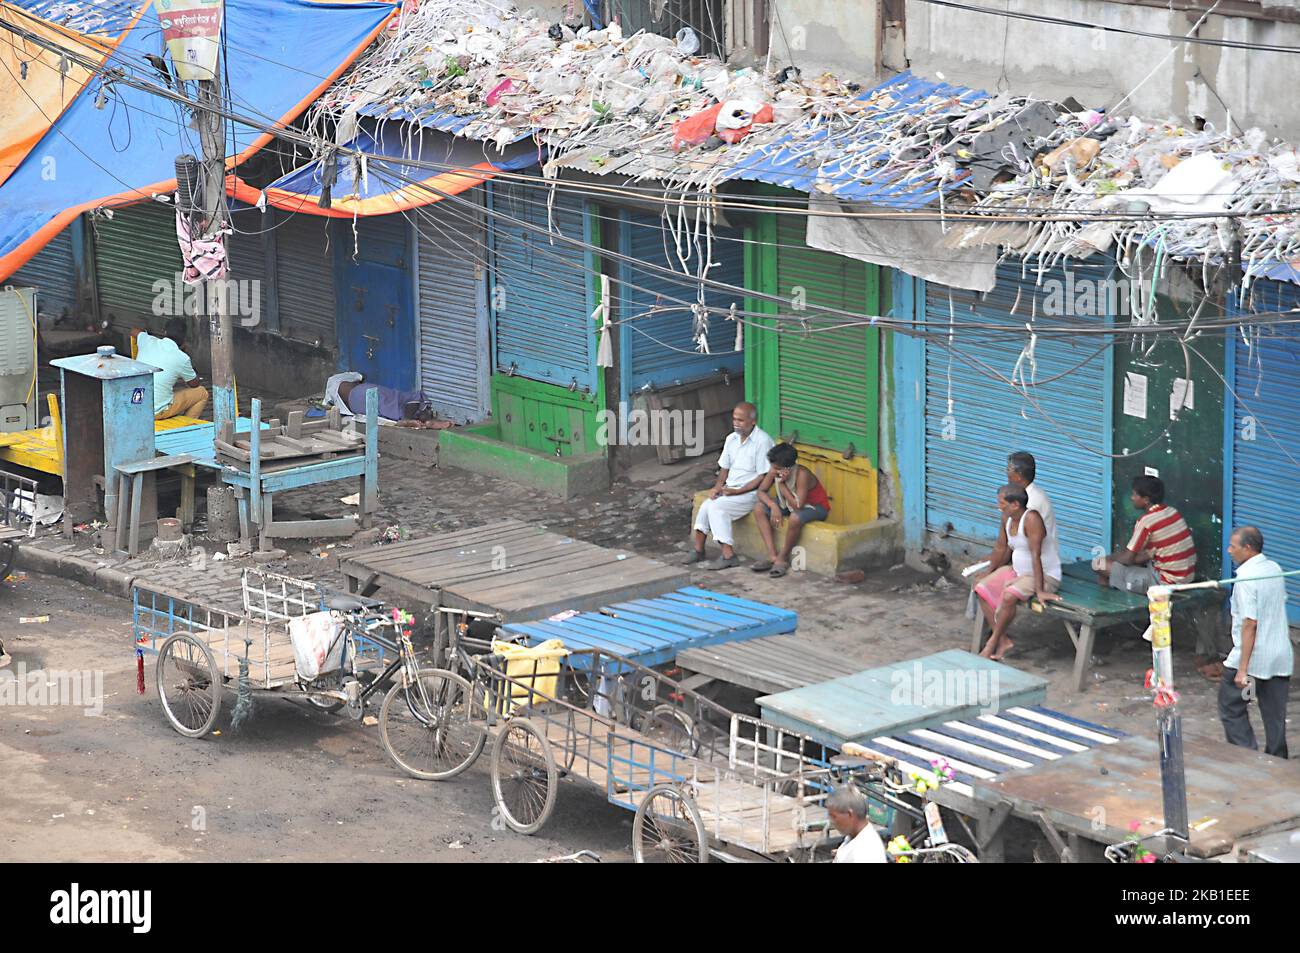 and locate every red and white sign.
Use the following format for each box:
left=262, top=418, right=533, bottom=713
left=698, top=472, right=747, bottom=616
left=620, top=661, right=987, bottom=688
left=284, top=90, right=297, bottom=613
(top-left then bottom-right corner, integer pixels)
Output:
left=153, top=0, right=223, bottom=81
